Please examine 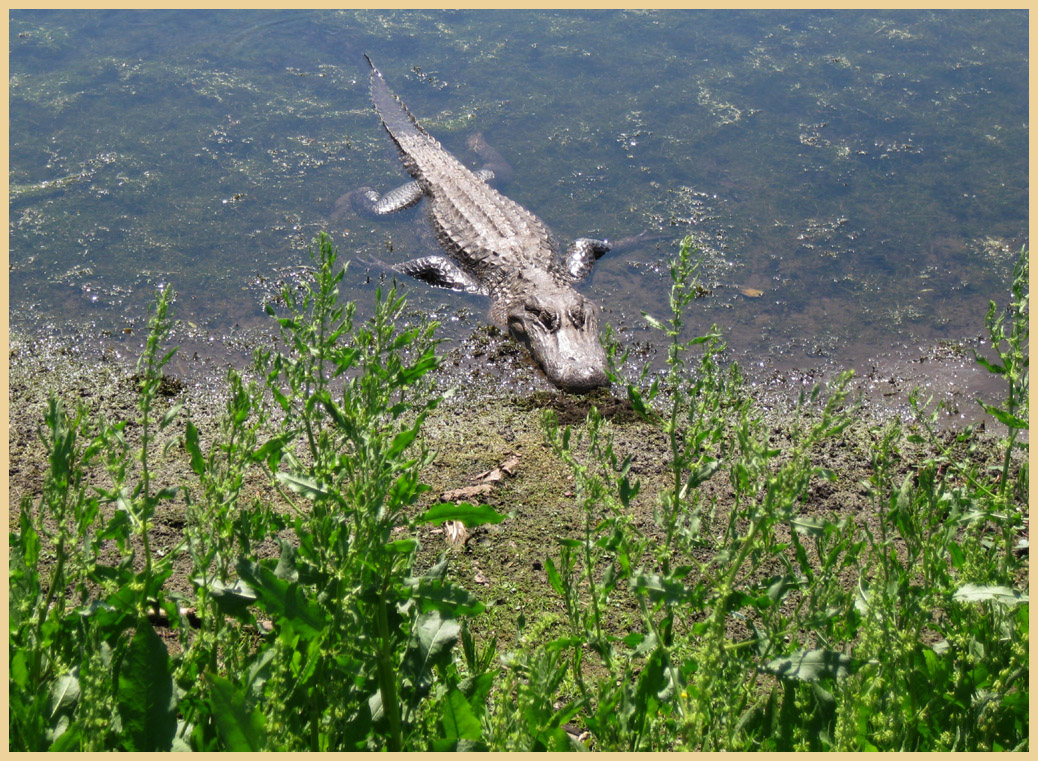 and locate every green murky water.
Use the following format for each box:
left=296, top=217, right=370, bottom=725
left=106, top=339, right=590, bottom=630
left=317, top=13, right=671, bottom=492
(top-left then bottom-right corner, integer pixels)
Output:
left=9, top=9, right=1028, bottom=377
